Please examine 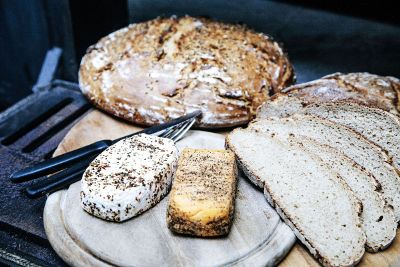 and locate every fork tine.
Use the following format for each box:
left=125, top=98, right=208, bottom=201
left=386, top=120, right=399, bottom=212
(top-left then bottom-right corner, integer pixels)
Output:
left=170, top=118, right=196, bottom=142
left=156, top=127, right=173, bottom=138
left=158, top=122, right=182, bottom=138
left=161, top=120, right=189, bottom=139
left=148, top=116, right=196, bottom=141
